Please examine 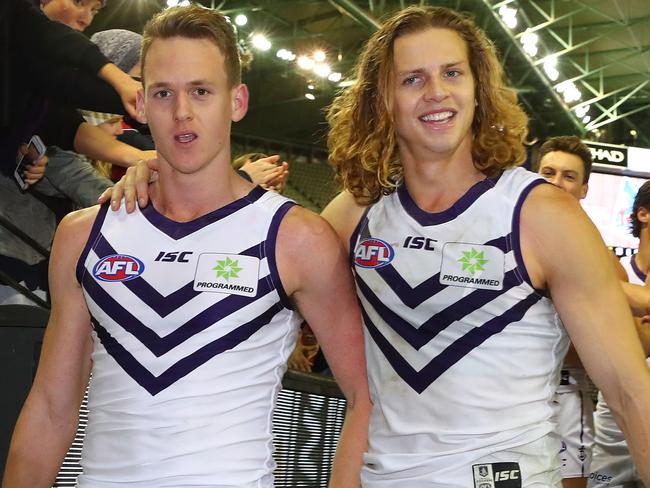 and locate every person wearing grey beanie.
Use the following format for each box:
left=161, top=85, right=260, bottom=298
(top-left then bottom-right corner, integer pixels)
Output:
left=91, top=29, right=143, bottom=76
